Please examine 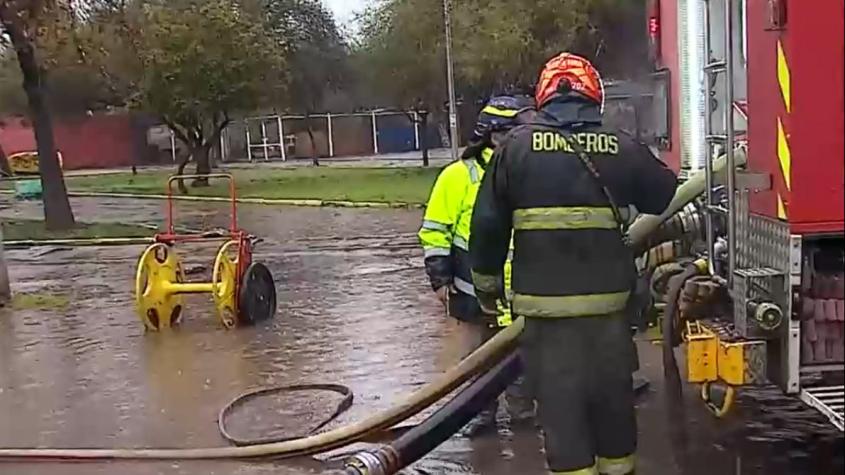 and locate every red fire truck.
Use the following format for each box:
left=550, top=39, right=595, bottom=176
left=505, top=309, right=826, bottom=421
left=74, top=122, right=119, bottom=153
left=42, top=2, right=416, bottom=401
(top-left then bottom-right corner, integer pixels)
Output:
left=644, top=0, right=843, bottom=430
